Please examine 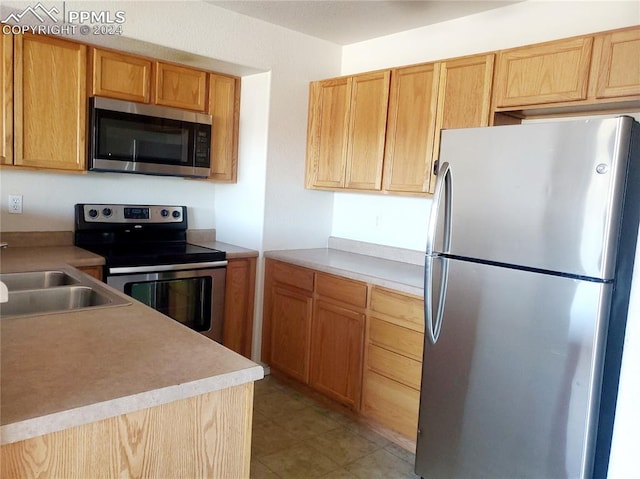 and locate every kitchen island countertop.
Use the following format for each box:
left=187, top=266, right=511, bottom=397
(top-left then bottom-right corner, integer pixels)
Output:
left=0, top=248, right=263, bottom=446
